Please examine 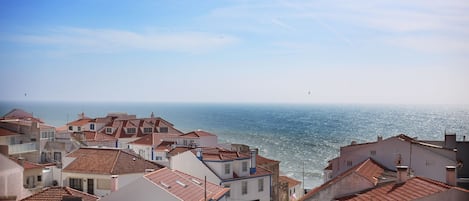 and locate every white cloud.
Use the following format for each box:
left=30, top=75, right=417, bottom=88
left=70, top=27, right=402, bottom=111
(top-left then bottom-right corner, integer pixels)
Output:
left=7, top=27, right=239, bottom=54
